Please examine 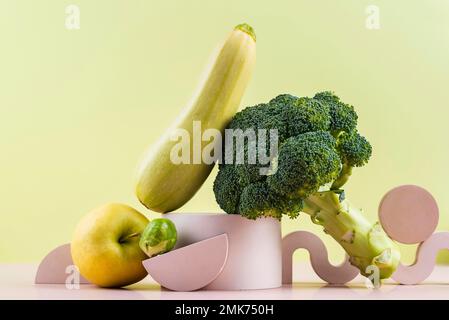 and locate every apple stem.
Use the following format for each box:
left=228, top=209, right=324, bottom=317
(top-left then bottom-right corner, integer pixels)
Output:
left=119, top=232, right=140, bottom=243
